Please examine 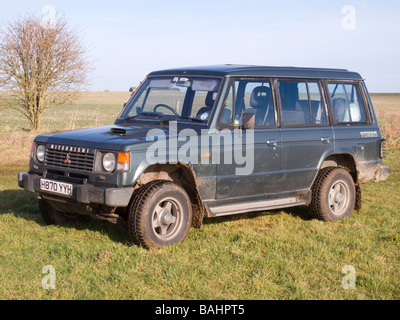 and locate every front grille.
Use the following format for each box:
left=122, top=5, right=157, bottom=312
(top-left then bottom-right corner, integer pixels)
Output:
left=45, top=144, right=95, bottom=172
